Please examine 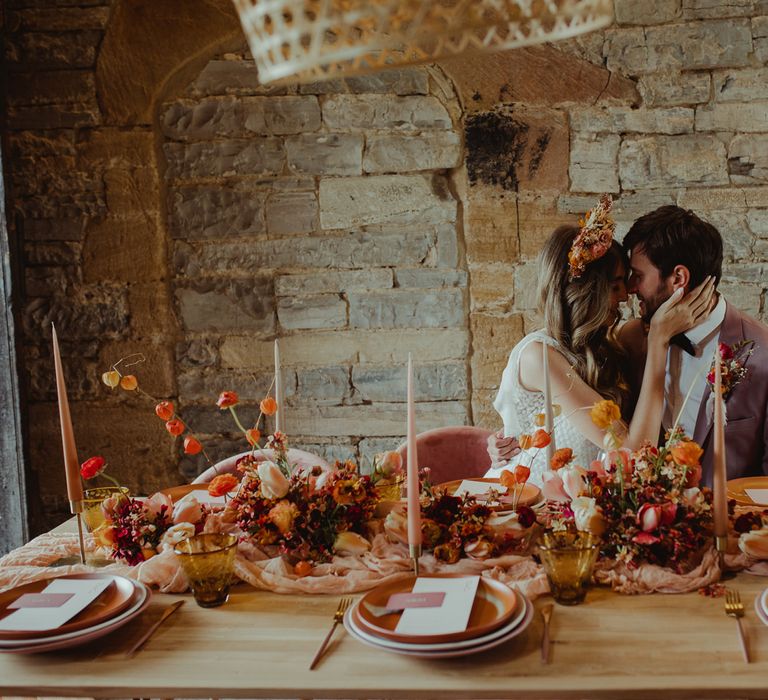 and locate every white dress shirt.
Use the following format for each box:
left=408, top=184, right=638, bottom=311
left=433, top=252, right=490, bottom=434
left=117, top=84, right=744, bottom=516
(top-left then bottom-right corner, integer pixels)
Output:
left=662, top=295, right=727, bottom=437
